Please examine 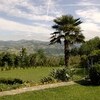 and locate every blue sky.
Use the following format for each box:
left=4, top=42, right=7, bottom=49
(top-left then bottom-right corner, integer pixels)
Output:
left=0, top=0, right=100, bottom=41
